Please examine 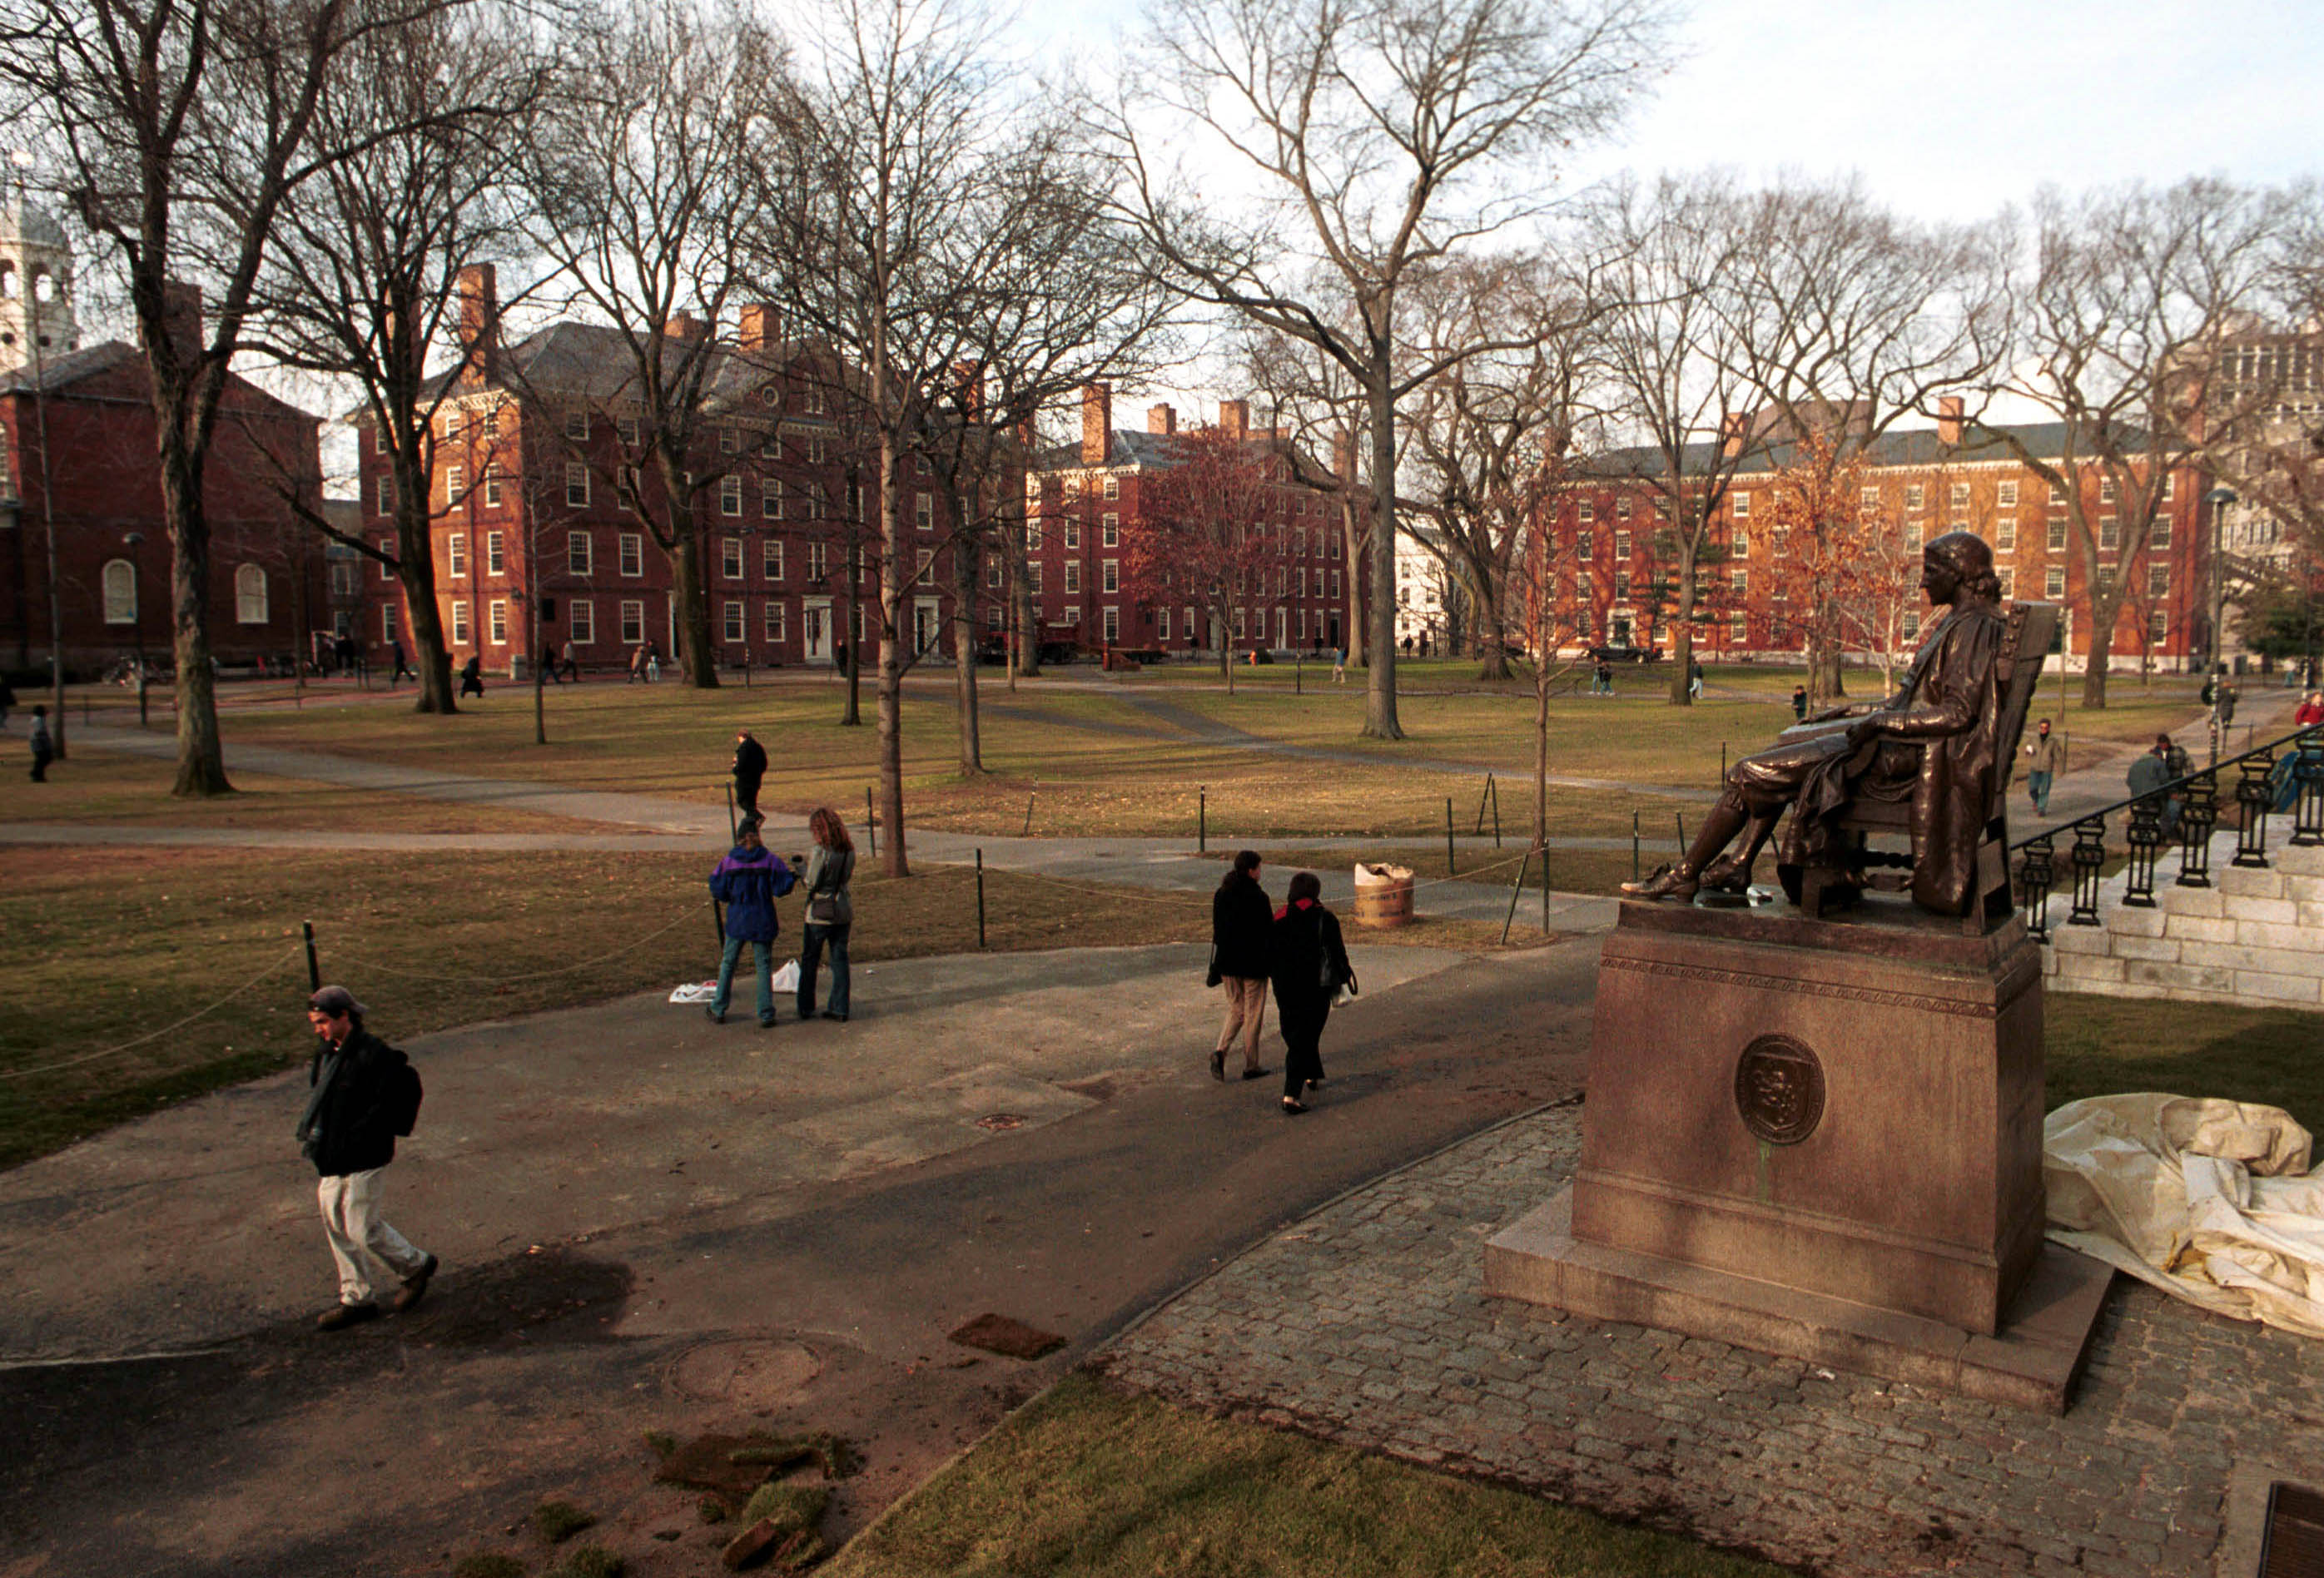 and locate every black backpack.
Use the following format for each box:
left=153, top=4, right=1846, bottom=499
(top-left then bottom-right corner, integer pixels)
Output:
left=385, top=1053, right=424, bottom=1138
